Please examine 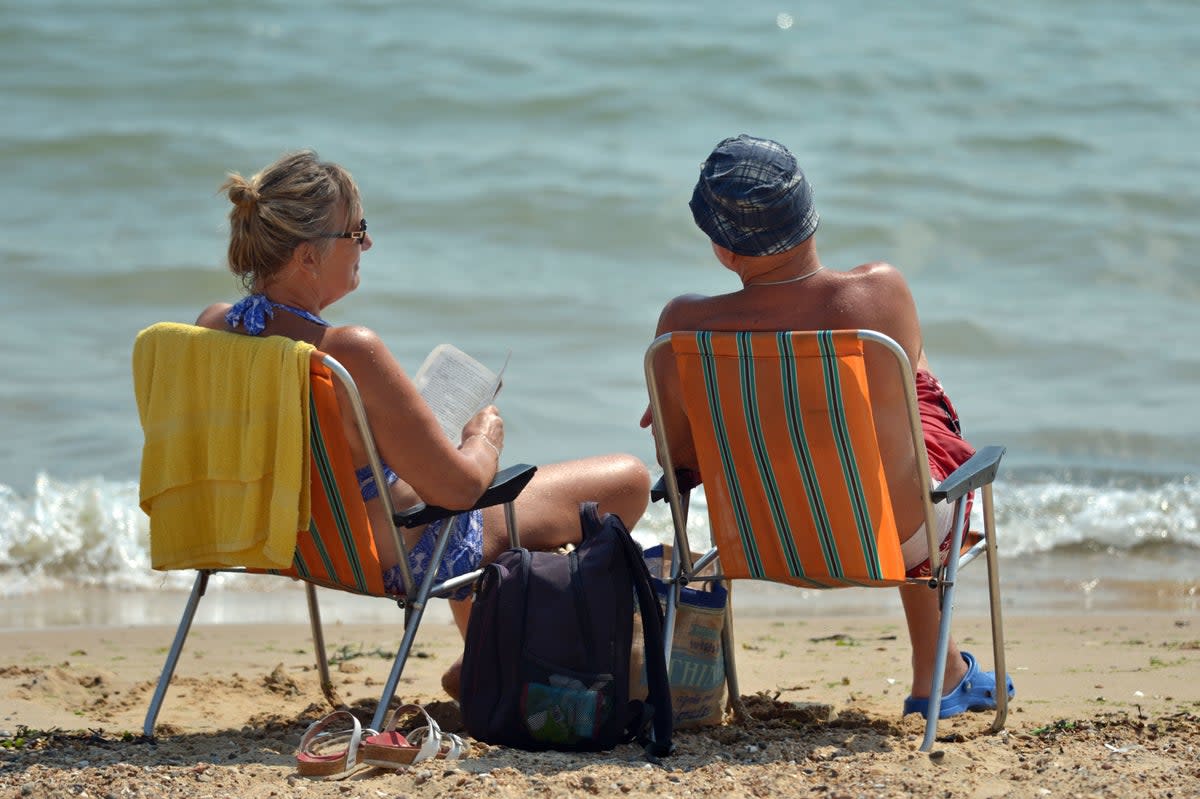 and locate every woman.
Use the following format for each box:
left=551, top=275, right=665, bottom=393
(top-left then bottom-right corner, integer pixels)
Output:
left=196, top=150, right=650, bottom=696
